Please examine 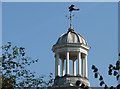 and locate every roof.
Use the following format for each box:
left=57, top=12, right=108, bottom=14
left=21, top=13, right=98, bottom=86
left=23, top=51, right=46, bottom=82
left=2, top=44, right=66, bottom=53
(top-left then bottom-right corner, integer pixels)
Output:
left=56, top=29, right=87, bottom=45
